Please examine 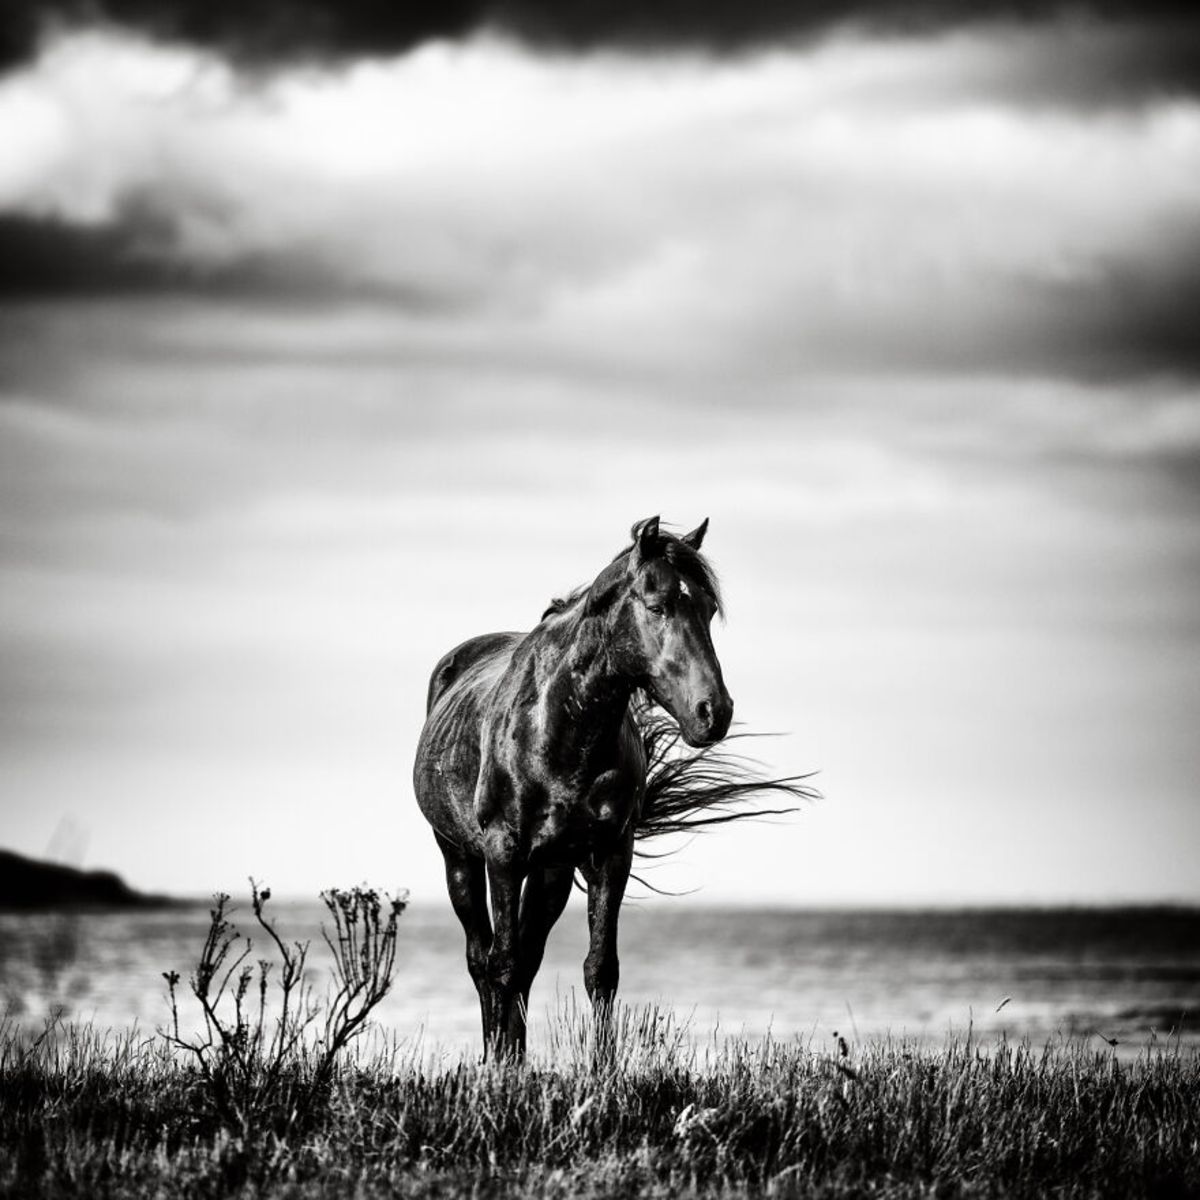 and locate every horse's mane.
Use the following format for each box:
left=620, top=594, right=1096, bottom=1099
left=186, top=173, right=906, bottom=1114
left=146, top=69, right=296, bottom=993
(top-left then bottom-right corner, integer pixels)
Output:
left=541, top=530, right=723, bottom=621
left=541, top=588, right=587, bottom=620
left=634, top=697, right=819, bottom=846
